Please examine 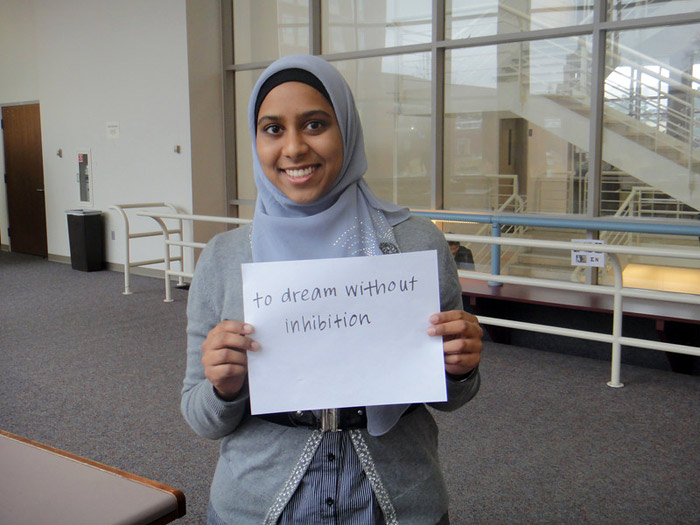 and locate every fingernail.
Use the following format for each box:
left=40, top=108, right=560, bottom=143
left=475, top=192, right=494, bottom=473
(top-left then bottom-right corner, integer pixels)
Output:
left=250, top=341, right=261, bottom=351
left=429, top=314, right=439, bottom=324
left=427, top=327, right=436, bottom=336
left=243, top=323, right=253, bottom=333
